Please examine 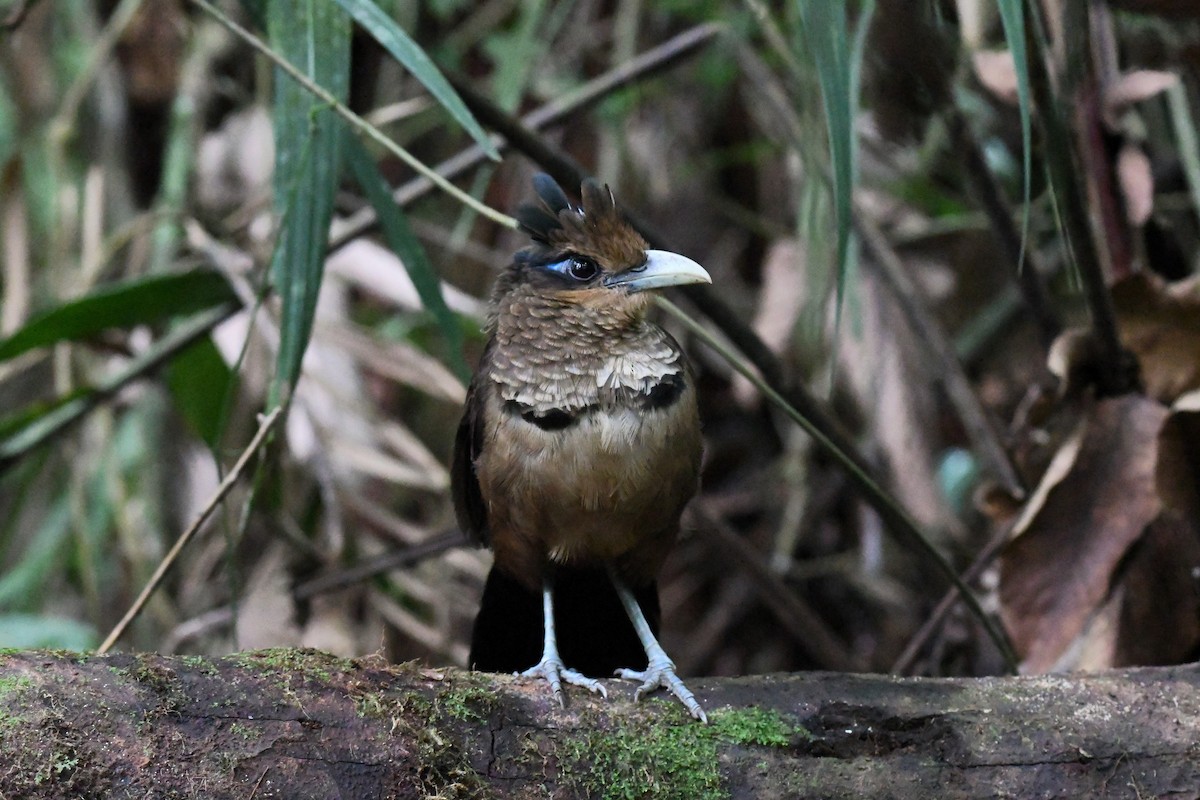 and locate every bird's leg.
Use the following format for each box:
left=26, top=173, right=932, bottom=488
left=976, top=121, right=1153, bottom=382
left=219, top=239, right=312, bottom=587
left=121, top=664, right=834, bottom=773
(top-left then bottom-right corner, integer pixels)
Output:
left=608, top=570, right=707, bottom=723
left=520, top=578, right=608, bottom=707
